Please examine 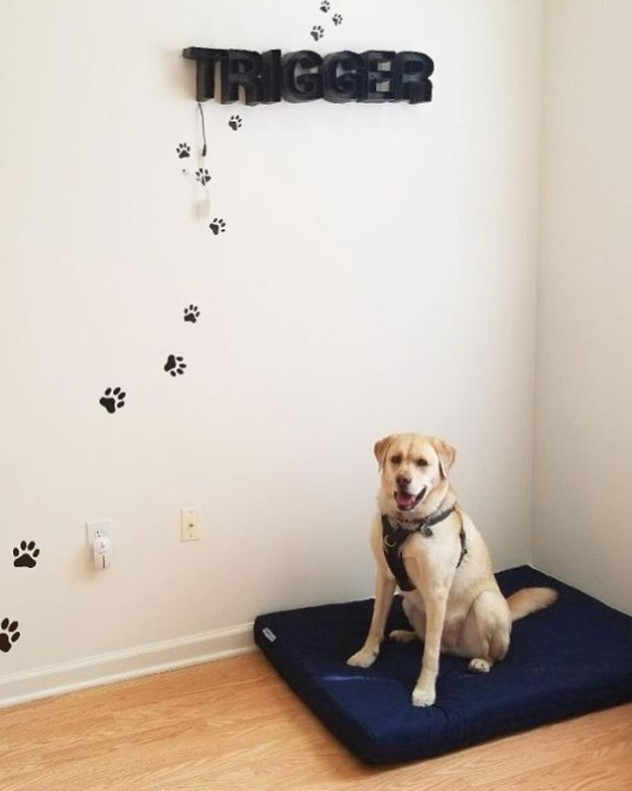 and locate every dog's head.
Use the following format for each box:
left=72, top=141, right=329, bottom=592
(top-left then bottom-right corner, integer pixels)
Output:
left=374, top=433, right=456, bottom=518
